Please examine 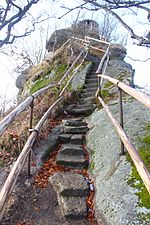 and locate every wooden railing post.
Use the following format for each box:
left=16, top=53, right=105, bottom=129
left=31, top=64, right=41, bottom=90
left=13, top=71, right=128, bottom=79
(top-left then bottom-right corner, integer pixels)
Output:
left=28, top=96, right=34, bottom=176
left=118, top=87, right=125, bottom=155
left=97, top=76, right=101, bottom=97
